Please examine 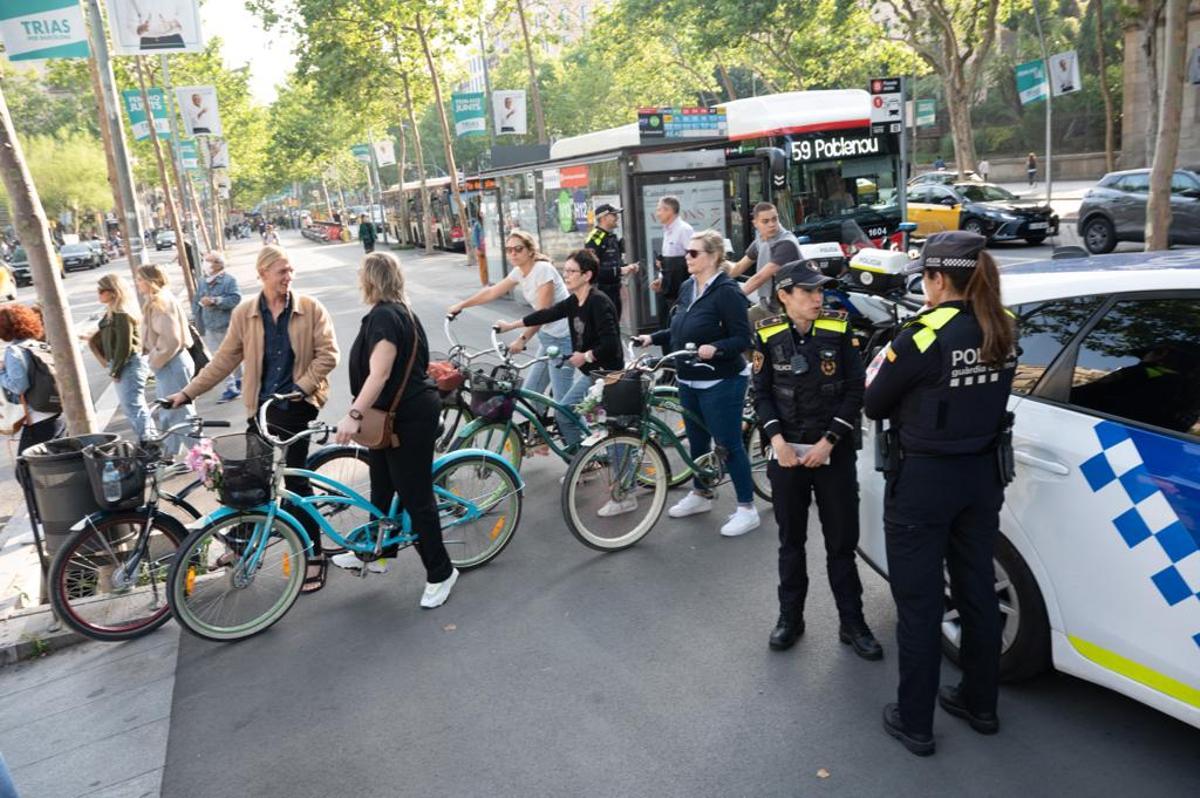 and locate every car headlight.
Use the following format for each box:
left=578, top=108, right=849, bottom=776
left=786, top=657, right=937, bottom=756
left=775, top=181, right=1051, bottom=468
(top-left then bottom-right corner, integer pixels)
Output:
left=984, top=210, right=1018, bottom=221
